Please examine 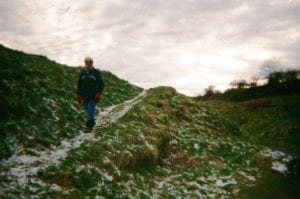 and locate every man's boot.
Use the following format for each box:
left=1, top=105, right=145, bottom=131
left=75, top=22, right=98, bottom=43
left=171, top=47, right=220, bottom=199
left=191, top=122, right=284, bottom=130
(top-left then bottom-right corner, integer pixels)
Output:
left=85, top=120, right=93, bottom=133
left=91, top=120, right=95, bottom=127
